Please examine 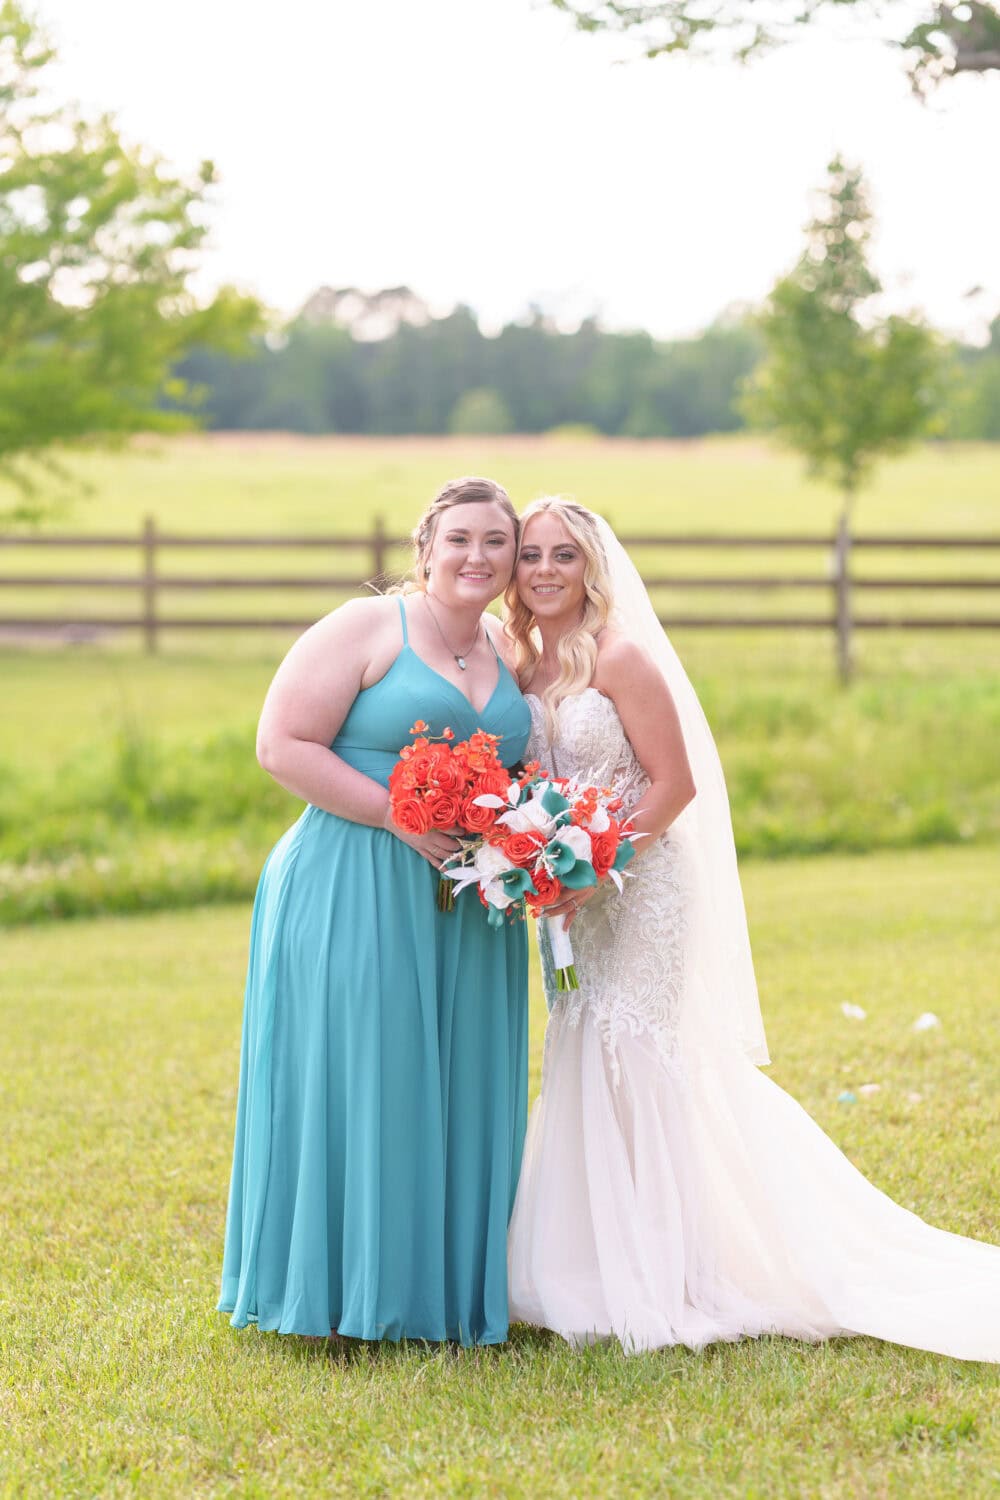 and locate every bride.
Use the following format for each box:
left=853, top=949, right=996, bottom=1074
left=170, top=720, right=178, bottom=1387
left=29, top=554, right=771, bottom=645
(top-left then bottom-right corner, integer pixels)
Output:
left=504, top=496, right=1000, bottom=1360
